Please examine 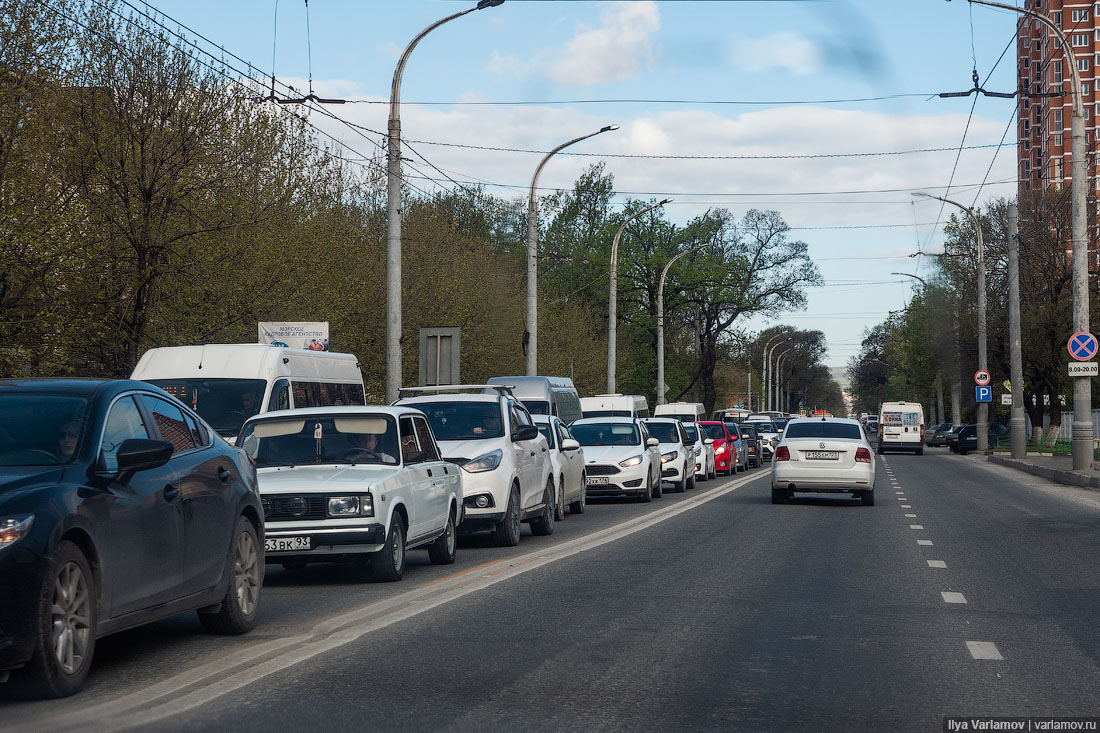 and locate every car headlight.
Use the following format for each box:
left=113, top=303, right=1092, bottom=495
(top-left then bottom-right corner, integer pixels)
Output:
left=660, top=451, right=678, bottom=464
left=619, top=455, right=643, bottom=468
left=715, top=443, right=727, bottom=454
left=328, top=495, right=374, bottom=517
left=463, top=449, right=503, bottom=473
left=0, top=515, right=34, bottom=550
